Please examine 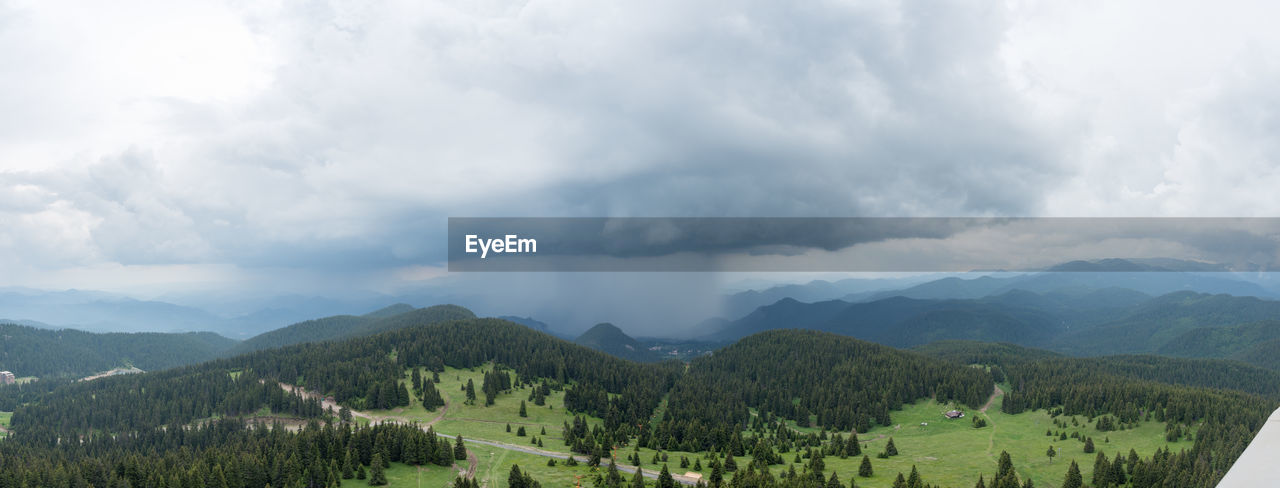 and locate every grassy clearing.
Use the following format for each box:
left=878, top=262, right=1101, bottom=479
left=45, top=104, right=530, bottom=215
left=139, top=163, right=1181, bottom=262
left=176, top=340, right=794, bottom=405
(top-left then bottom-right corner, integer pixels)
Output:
left=362, top=365, right=1194, bottom=488
left=362, top=365, right=604, bottom=453
left=379, top=442, right=603, bottom=488
left=0, top=411, right=12, bottom=437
